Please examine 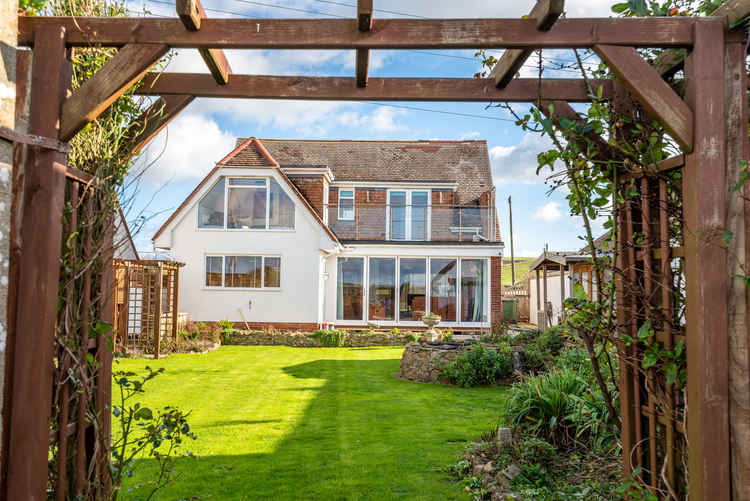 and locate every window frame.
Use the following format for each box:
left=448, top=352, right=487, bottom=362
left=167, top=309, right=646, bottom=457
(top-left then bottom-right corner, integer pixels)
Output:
left=338, top=189, right=355, bottom=221
left=203, top=254, right=282, bottom=291
left=386, top=189, right=432, bottom=241
left=196, top=175, right=296, bottom=232
left=335, top=255, right=490, bottom=326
